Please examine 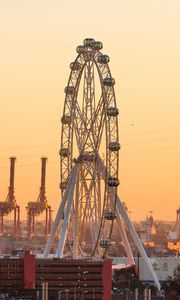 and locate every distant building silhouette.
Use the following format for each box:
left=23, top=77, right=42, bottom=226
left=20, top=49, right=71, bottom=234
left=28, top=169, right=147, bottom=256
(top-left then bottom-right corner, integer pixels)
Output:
left=176, top=207, right=180, bottom=241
